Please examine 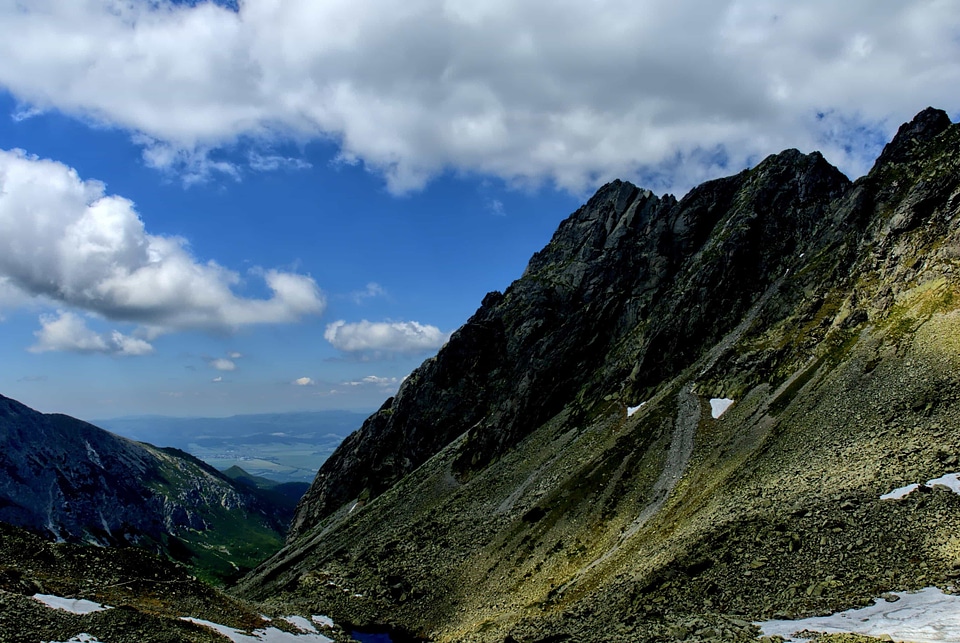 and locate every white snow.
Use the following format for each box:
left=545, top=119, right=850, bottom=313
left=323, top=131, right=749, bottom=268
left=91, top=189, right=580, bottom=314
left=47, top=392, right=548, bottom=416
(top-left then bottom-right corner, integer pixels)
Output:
left=312, top=615, right=334, bottom=629
left=927, top=473, right=960, bottom=494
left=32, top=594, right=111, bottom=615
left=43, top=635, right=104, bottom=643
left=881, top=472, right=960, bottom=500
left=881, top=483, right=922, bottom=500
left=84, top=440, right=102, bottom=468
left=181, top=617, right=334, bottom=643
left=282, top=616, right=318, bottom=633
left=627, top=401, right=647, bottom=417
left=709, top=398, right=734, bottom=419
left=757, top=587, right=960, bottom=643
